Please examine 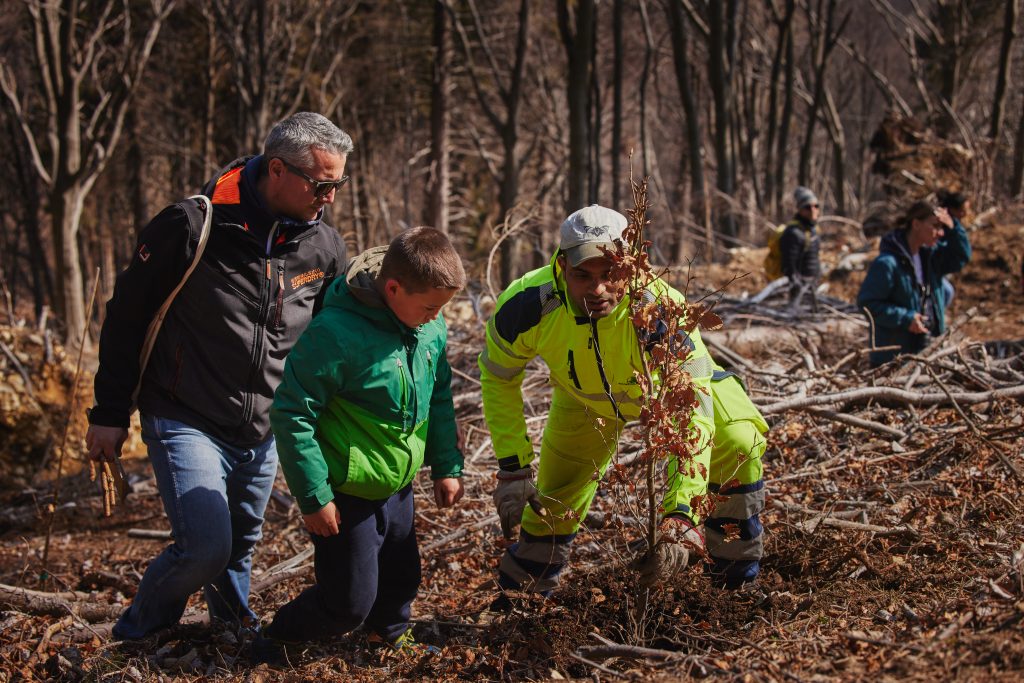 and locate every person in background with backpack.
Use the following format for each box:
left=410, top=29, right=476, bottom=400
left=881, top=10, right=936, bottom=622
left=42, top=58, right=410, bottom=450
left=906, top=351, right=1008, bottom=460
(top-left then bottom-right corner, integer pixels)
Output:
left=84, top=112, right=351, bottom=640
left=779, top=186, right=822, bottom=310
left=857, top=198, right=971, bottom=367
